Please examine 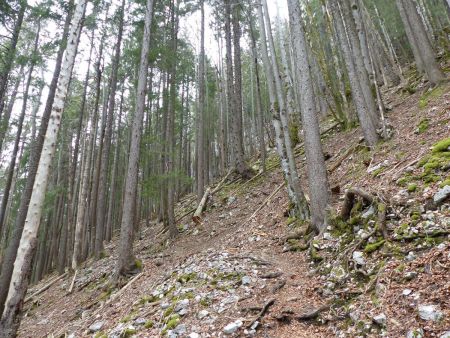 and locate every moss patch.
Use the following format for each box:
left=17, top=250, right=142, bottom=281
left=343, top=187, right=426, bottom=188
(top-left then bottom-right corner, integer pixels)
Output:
left=364, top=239, right=386, bottom=253
left=418, top=86, right=444, bottom=109
left=417, top=118, right=430, bottom=133
left=432, top=137, right=450, bottom=153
